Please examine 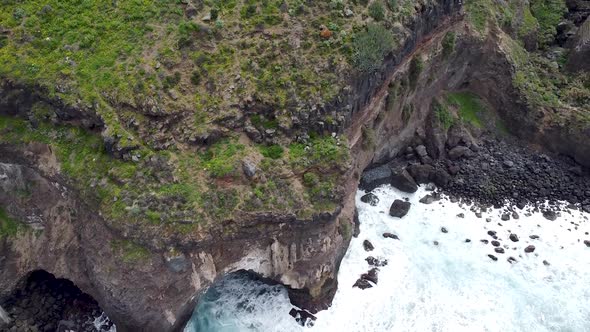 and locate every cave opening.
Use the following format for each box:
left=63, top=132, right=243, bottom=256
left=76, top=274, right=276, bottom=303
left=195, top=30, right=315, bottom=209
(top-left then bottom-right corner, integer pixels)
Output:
left=0, top=270, right=114, bottom=332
